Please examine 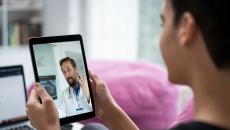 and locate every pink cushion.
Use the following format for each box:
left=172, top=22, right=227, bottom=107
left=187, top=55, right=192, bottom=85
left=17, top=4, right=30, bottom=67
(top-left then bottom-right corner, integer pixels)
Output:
left=81, top=61, right=180, bottom=130
left=169, top=96, right=194, bottom=128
